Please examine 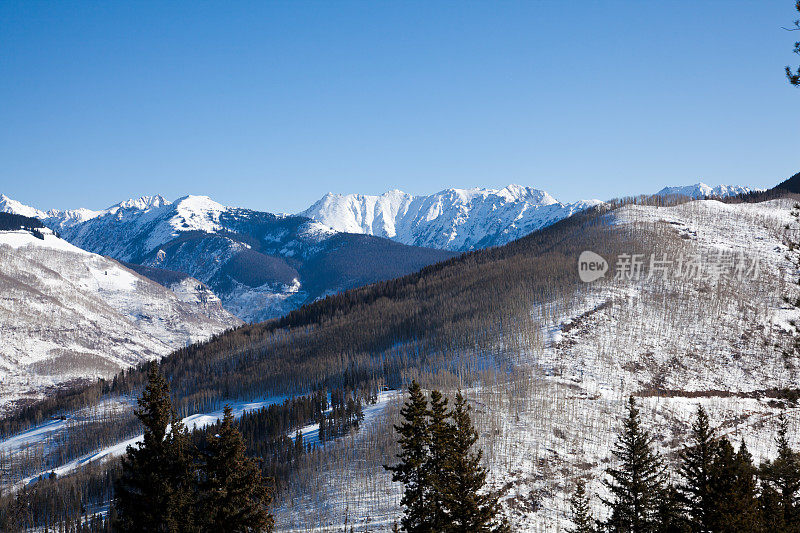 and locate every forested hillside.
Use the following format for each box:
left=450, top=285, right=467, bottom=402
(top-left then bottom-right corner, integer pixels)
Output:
left=3, top=188, right=800, bottom=530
